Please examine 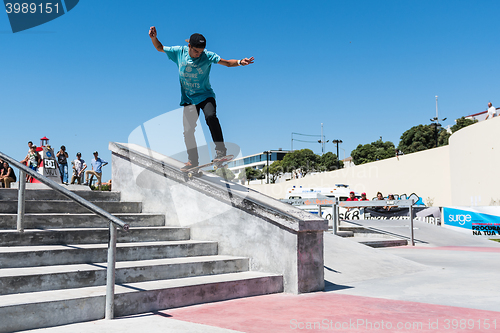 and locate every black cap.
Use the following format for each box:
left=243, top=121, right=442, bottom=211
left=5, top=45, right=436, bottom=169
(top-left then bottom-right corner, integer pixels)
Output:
left=189, top=33, right=206, bottom=48
left=93, top=151, right=98, bottom=154
left=76, top=152, right=81, bottom=156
